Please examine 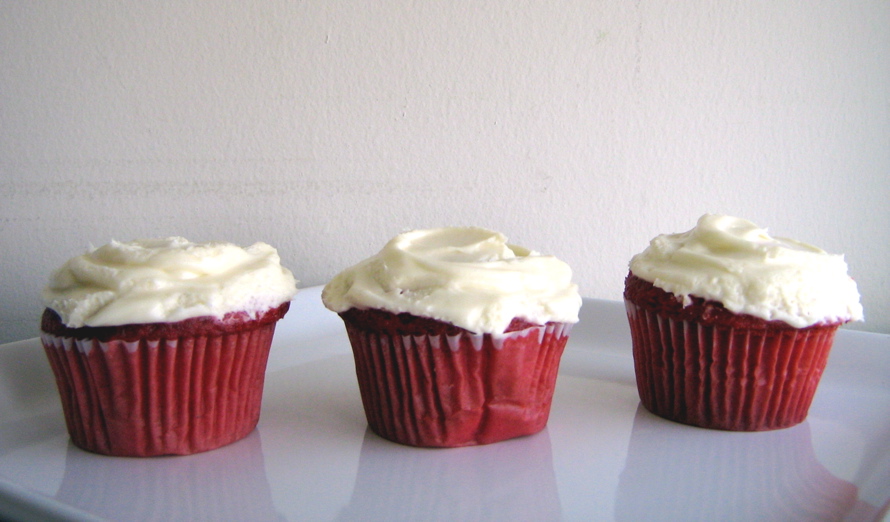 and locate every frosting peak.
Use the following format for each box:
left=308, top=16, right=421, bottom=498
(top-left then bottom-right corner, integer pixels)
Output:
left=322, top=227, right=581, bottom=334
left=629, top=214, right=863, bottom=328
left=43, top=237, right=298, bottom=328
